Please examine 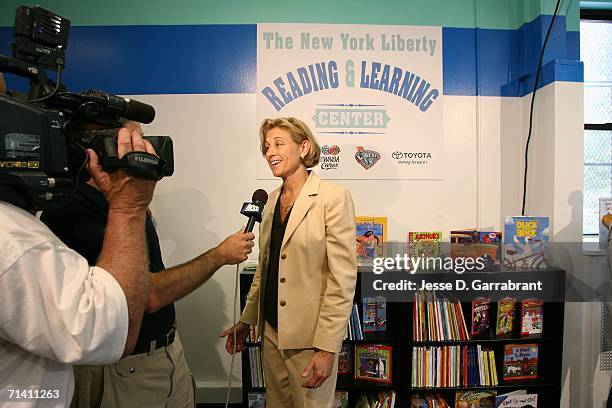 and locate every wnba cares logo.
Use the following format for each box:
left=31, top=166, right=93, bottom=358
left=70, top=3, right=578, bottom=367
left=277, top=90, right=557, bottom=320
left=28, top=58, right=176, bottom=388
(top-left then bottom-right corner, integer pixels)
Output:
left=355, top=146, right=380, bottom=170
left=322, top=145, right=340, bottom=155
